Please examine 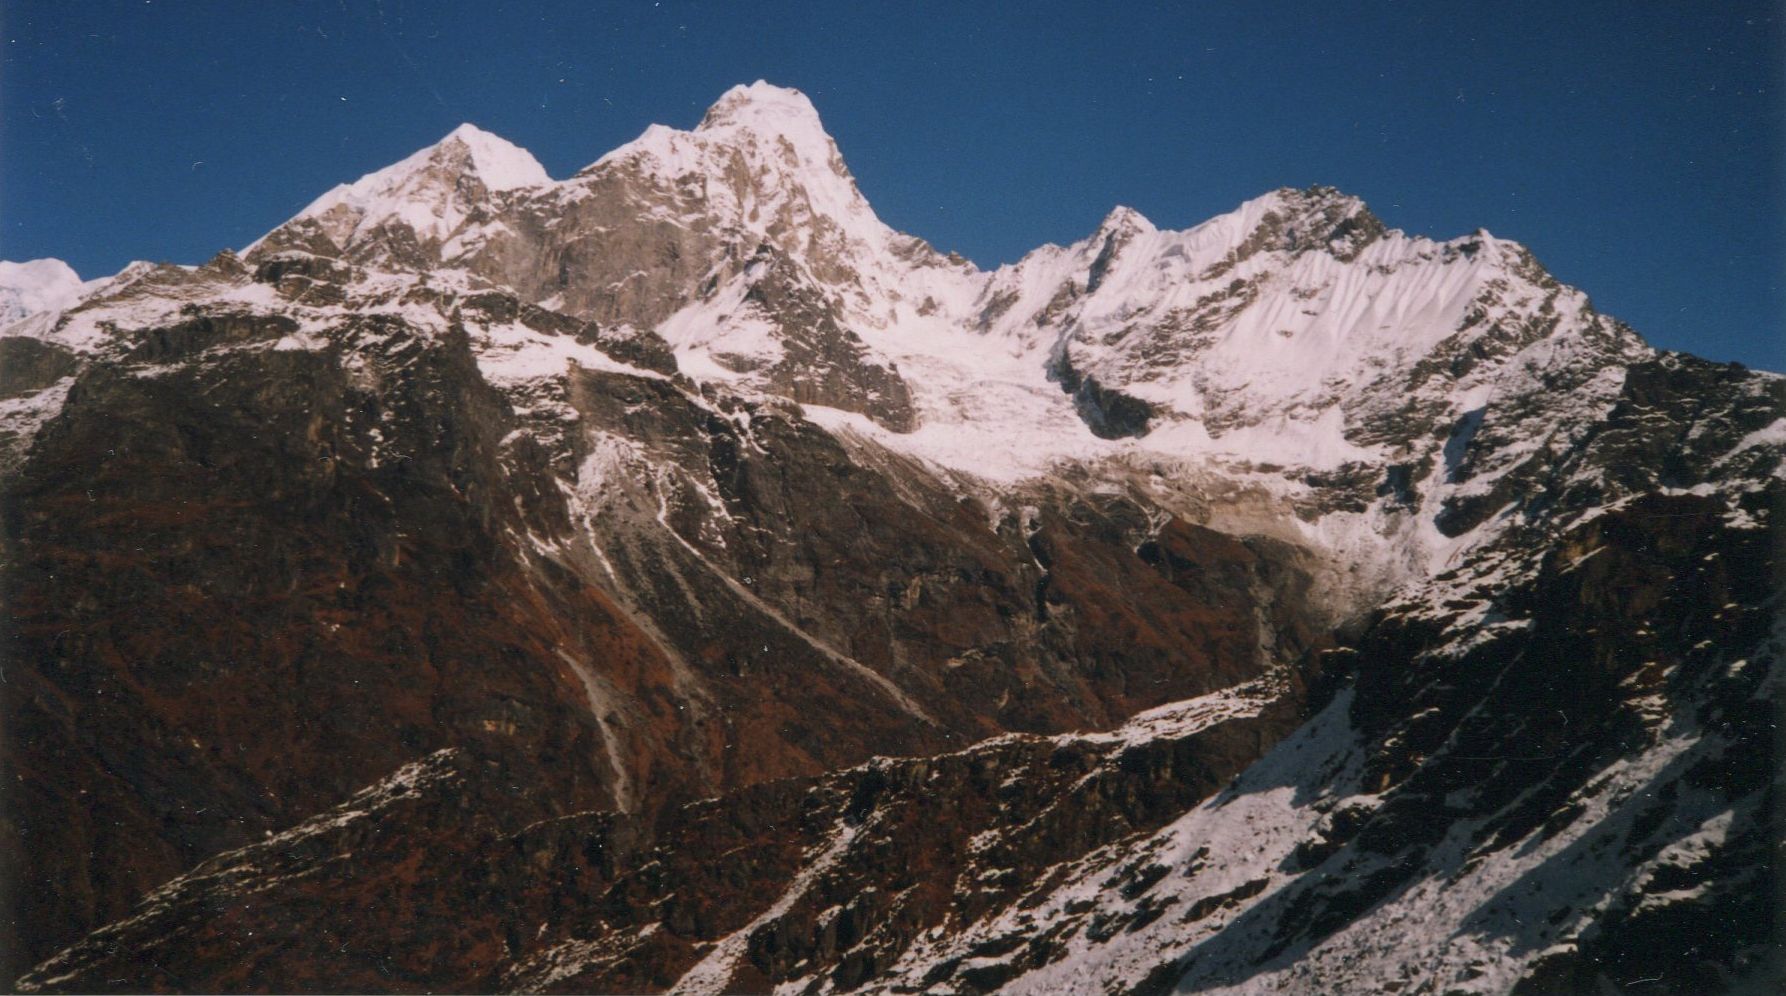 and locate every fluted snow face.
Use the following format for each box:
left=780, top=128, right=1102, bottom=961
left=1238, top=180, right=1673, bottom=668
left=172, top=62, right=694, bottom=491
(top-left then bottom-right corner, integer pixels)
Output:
left=992, top=189, right=1581, bottom=406
left=961, top=185, right=1649, bottom=467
